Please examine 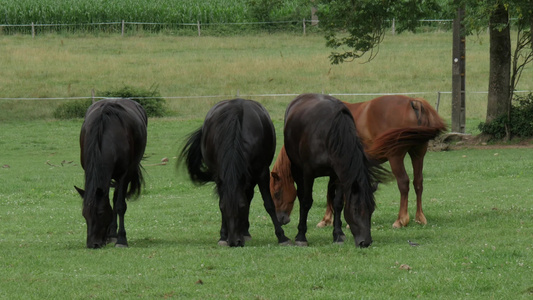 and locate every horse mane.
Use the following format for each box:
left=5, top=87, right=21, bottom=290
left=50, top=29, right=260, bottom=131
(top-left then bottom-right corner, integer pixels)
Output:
left=326, top=107, right=388, bottom=211
left=83, top=101, right=146, bottom=208
left=83, top=104, right=122, bottom=207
